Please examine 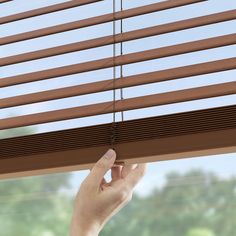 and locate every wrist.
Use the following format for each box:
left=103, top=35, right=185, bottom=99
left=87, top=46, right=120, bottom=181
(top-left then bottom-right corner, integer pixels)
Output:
left=77, top=228, right=99, bottom=236
left=70, top=216, right=101, bottom=236
left=71, top=225, right=99, bottom=236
